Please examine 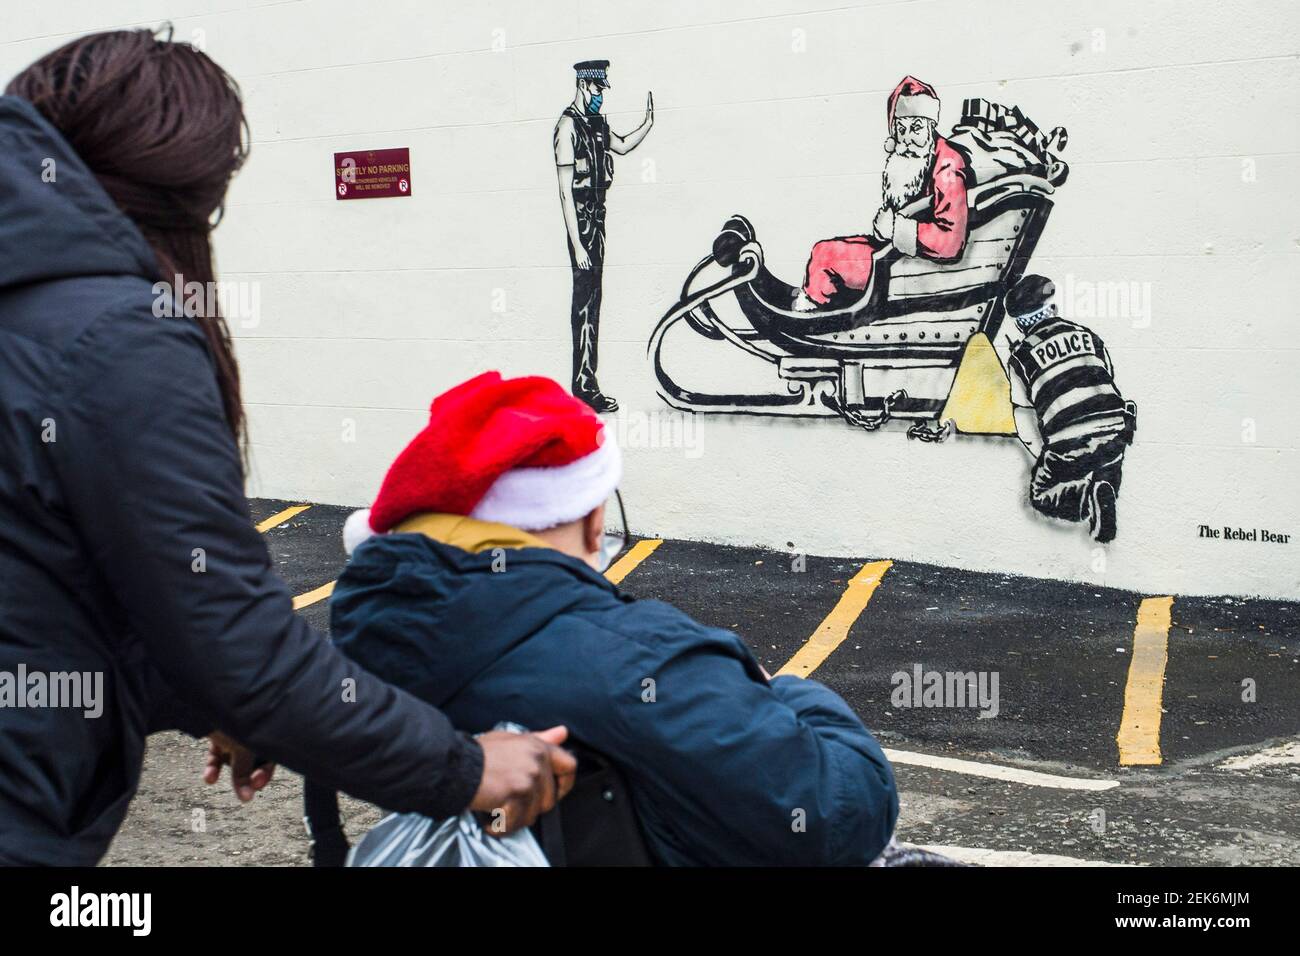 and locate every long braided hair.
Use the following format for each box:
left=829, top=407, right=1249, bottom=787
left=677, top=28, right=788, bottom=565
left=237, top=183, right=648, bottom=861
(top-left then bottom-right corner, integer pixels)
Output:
left=7, top=25, right=250, bottom=449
